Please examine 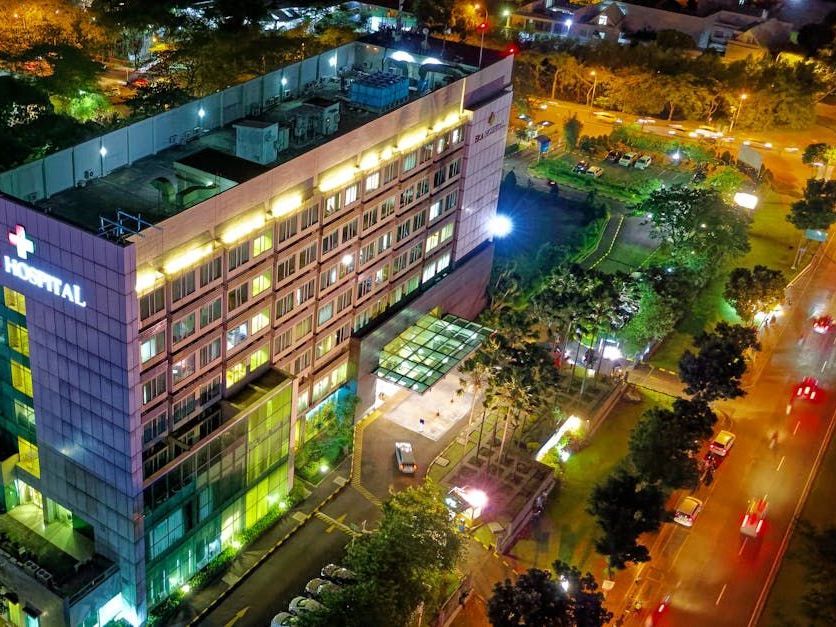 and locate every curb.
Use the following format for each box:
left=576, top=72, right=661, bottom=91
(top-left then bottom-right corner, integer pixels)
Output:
left=575, top=213, right=614, bottom=266
left=588, top=214, right=625, bottom=270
